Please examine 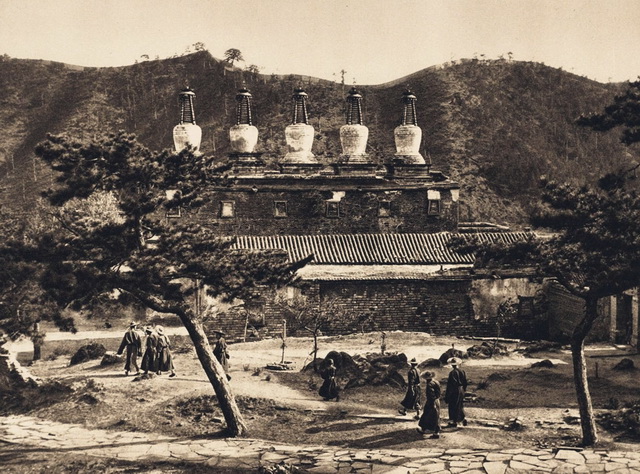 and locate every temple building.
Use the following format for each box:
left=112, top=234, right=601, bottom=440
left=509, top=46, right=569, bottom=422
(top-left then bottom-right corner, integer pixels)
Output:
left=166, top=86, right=638, bottom=346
